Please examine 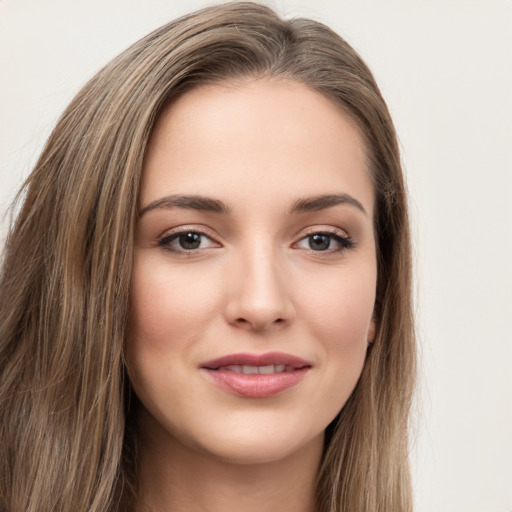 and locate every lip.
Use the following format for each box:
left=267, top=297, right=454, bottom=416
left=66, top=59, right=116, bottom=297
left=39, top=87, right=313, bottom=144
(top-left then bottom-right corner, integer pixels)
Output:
left=201, top=351, right=311, bottom=369
left=199, top=352, right=312, bottom=398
